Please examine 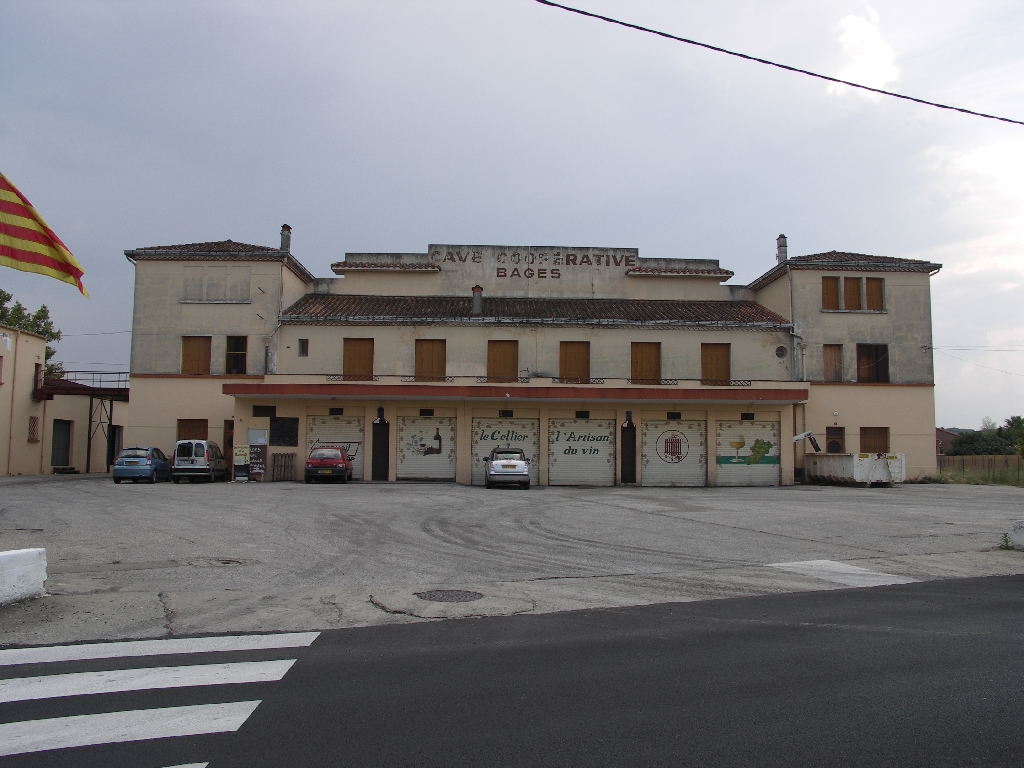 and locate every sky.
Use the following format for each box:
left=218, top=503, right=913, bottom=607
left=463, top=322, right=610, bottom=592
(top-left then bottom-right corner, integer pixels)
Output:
left=1, top=0, right=1022, bottom=429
